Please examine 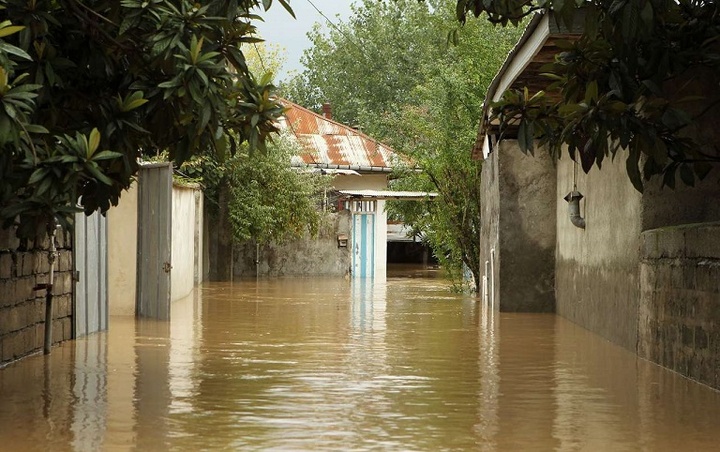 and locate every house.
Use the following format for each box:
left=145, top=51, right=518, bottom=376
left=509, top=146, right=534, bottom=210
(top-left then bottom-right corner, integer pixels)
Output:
left=477, top=12, right=720, bottom=388
left=231, top=100, right=435, bottom=279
